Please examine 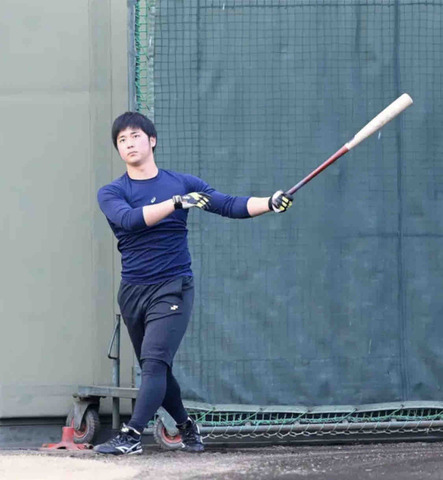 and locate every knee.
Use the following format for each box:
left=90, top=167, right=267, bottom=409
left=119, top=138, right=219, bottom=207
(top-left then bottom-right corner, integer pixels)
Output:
left=140, top=358, right=168, bottom=377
